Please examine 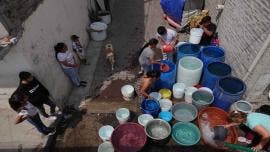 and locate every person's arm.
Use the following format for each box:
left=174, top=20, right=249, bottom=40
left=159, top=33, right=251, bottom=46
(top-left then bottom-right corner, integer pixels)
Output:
left=221, top=122, right=240, bottom=128
left=140, top=79, right=151, bottom=98
left=253, top=125, right=270, bottom=150
left=58, top=60, right=77, bottom=67
left=200, top=25, right=213, bottom=36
